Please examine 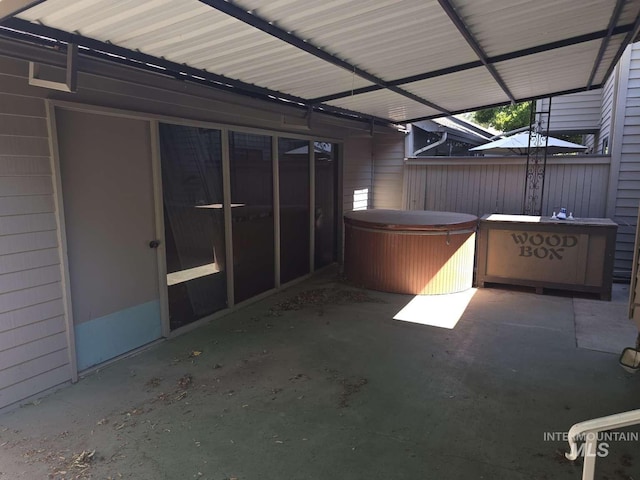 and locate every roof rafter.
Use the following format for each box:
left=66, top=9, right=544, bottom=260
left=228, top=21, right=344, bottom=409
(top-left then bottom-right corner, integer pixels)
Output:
left=0, top=18, right=398, bottom=127
left=310, top=23, right=634, bottom=105
left=200, top=0, right=451, bottom=115
left=0, top=0, right=44, bottom=24
left=602, top=12, right=640, bottom=85
left=436, top=0, right=516, bottom=103
left=587, top=0, right=625, bottom=88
